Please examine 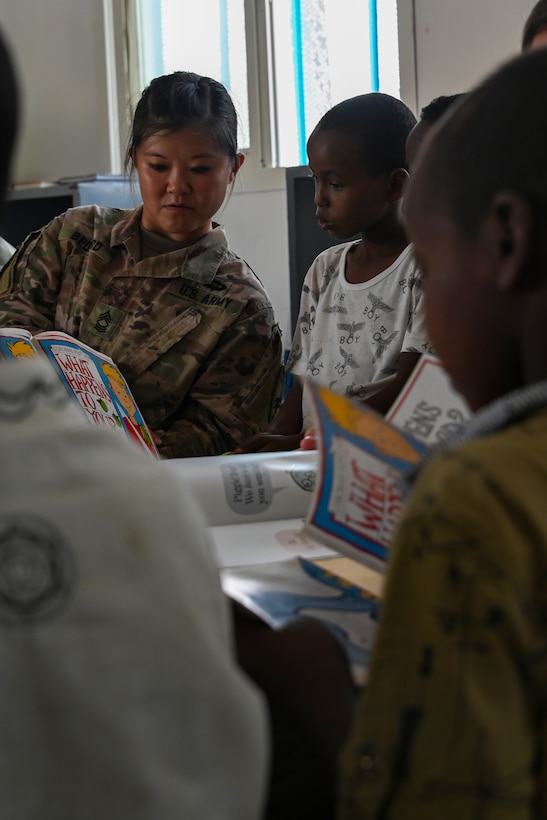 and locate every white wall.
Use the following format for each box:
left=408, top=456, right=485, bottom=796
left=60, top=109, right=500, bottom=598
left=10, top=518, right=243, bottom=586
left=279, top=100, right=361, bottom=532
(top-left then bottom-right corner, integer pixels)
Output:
left=412, top=0, right=534, bottom=111
left=218, top=187, right=291, bottom=344
left=2, top=1, right=111, bottom=181
left=0, top=0, right=540, bottom=341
